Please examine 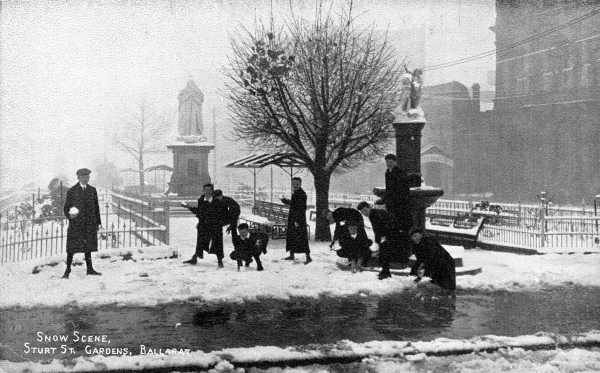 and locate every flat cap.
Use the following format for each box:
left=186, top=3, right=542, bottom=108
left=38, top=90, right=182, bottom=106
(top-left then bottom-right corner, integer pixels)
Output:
left=76, top=168, right=92, bottom=176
